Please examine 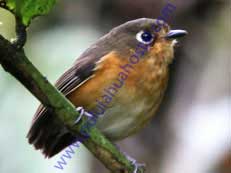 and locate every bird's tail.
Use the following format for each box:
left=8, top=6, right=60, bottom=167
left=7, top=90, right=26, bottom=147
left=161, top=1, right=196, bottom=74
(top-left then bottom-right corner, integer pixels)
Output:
left=27, top=105, right=77, bottom=158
